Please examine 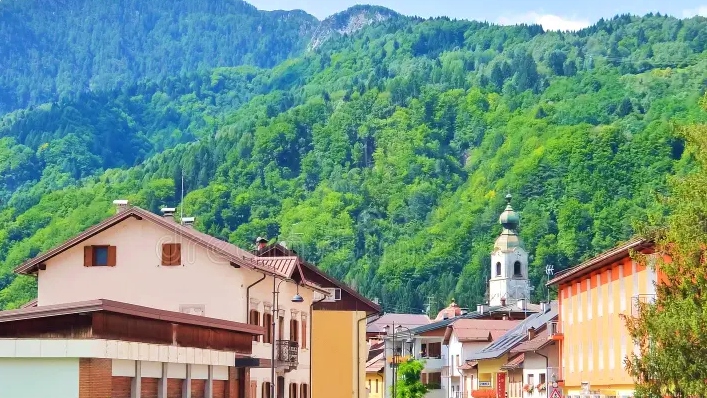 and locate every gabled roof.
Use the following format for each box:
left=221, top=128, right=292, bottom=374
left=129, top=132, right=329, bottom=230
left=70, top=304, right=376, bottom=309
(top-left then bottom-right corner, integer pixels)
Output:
left=510, top=328, right=552, bottom=354
left=410, top=303, right=540, bottom=335
left=444, top=319, right=519, bottom=344
left=259, top=243, right=381, bottom=314
left=467, top=302, right=558, bottom=361
left=547, top=238, right=652, bottom=286
left=12, top=206, right=369, bottom=304
left=367, top=313, right=431, bottom=334
left=501, top=353, right=525, bottom=370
